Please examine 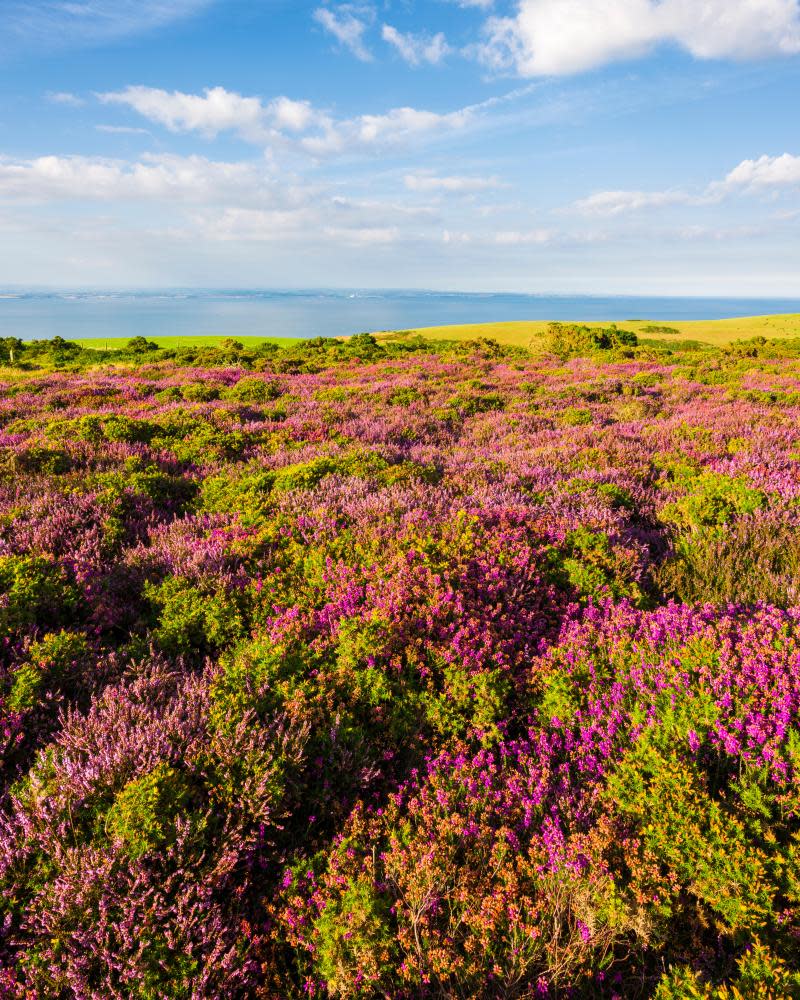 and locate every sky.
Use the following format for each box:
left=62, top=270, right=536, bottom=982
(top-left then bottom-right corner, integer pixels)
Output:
left=1, top=0, right=799, bottom=294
